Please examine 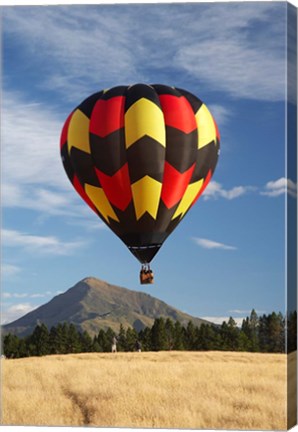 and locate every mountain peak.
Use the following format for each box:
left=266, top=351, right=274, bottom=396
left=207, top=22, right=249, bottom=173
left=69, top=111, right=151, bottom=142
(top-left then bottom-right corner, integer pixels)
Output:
left=3, top=277, right=210, bottom=337
left=81, top=276, right=106, bottom=285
